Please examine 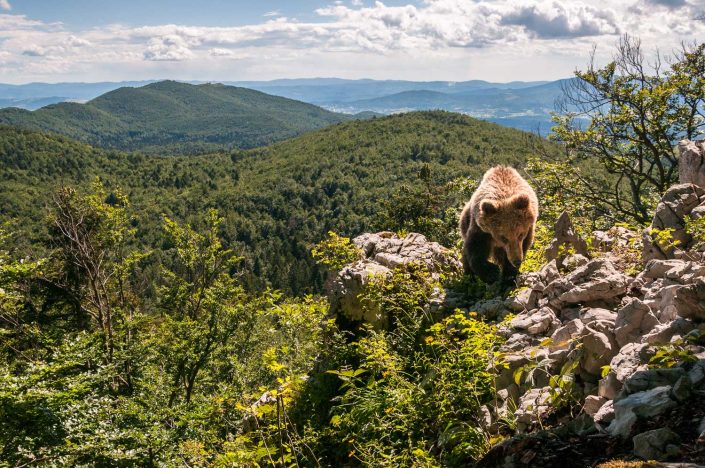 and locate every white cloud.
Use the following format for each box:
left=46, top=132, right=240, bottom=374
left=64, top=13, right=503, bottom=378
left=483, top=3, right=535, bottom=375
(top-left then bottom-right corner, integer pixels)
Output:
left=0, top=1, right=704, bottom=83
left=0, top=0, right=11, bottom=11
left=143, top=35, right=194, bottom=61
left=263, top=10, right=281, bottom=17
